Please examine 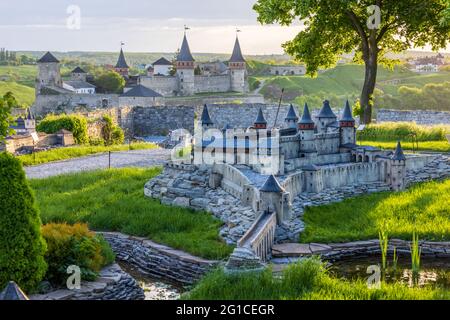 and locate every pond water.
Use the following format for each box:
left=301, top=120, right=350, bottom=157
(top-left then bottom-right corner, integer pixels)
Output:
left=118, top=262, right=181, bottom=300
left=329, top=256, right=450, bottom=289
